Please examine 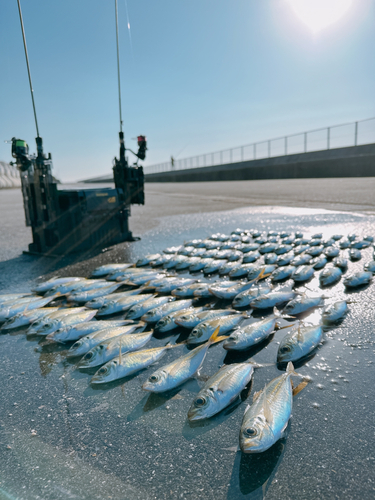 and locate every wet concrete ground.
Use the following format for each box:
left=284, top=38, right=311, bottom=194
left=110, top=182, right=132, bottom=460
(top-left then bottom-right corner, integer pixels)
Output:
left=0, top=183, right=374, bottom=499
